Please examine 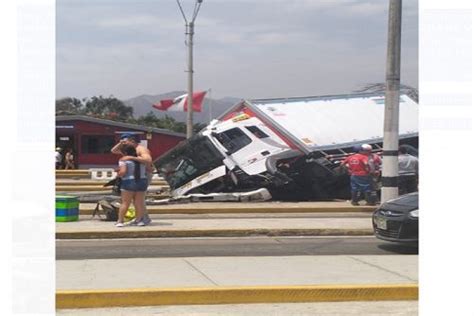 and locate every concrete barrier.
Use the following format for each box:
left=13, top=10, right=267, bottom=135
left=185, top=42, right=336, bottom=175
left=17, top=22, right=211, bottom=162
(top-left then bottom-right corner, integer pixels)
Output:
left=56, top=180, right=168, bottom=186
left=56, top=170, right=90, bottom=179
left=89, top=168, right=117, bottom=180
left=56, top=169, right=166, bottom=181
left=55, top=186, right=112, bottom=192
